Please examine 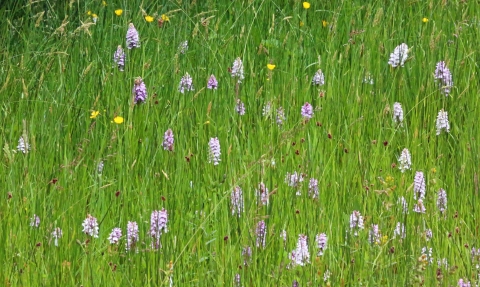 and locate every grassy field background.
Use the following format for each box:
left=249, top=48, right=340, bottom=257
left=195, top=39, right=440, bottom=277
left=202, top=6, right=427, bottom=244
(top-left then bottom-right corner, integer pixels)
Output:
left=0, top=0, right=479, bottom=286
